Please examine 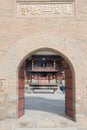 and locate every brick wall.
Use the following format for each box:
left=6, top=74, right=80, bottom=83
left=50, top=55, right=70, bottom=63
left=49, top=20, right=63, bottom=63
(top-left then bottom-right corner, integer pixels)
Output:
left=0, top=0, right=87, bottom=128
